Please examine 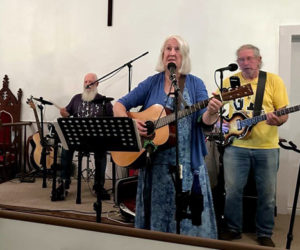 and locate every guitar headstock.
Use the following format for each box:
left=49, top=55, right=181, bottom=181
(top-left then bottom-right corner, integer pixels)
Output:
left=26, top=96, right=36, bottom=110
left=221, top=84, right=253, bottom=102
